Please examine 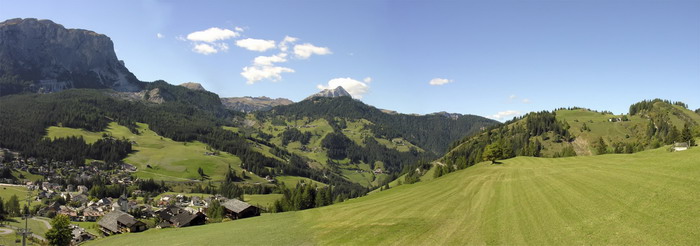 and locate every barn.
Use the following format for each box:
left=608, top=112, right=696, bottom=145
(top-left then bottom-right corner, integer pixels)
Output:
left=221, top=199, right=260, bottom=220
